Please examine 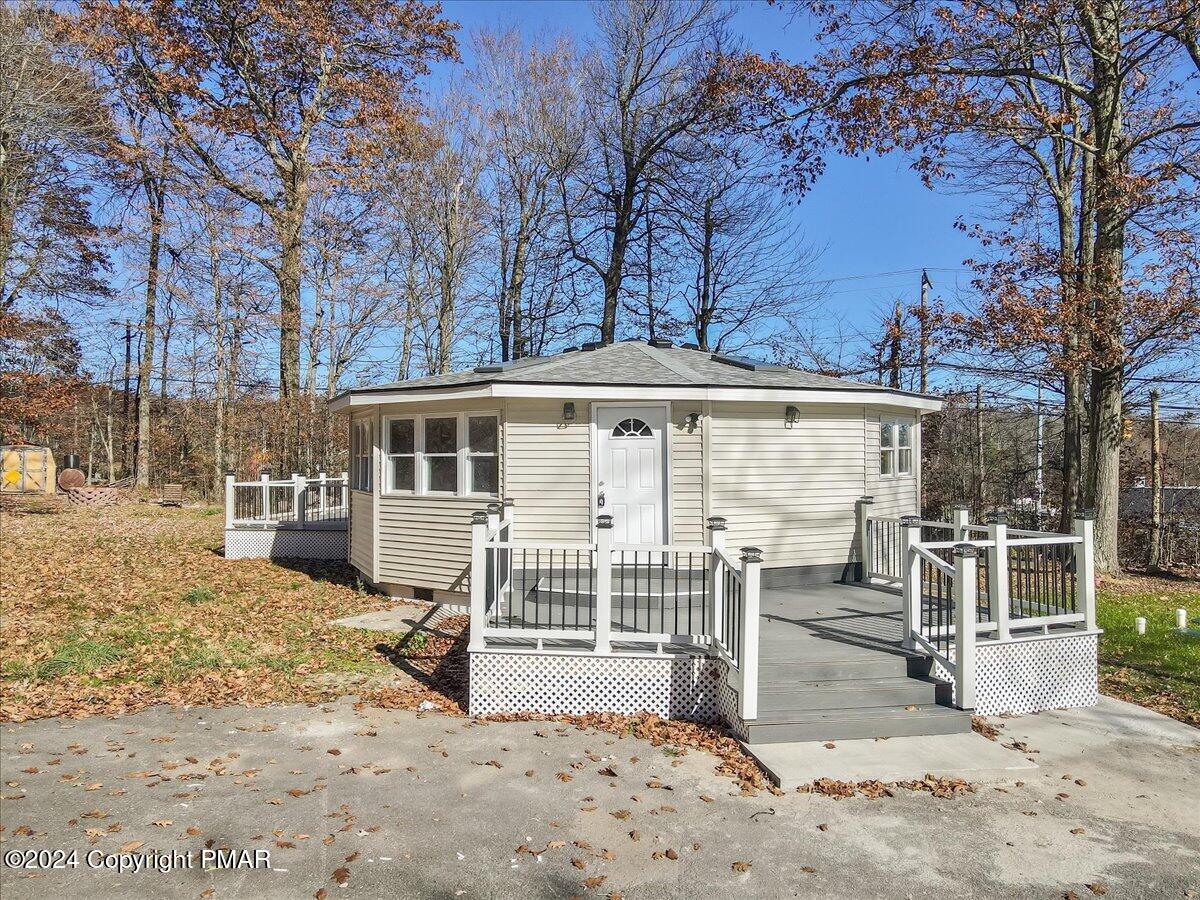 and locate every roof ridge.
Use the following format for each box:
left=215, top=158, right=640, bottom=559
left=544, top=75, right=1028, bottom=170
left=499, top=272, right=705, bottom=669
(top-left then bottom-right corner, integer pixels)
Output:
left=635, top=342, right=703, bottom=382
